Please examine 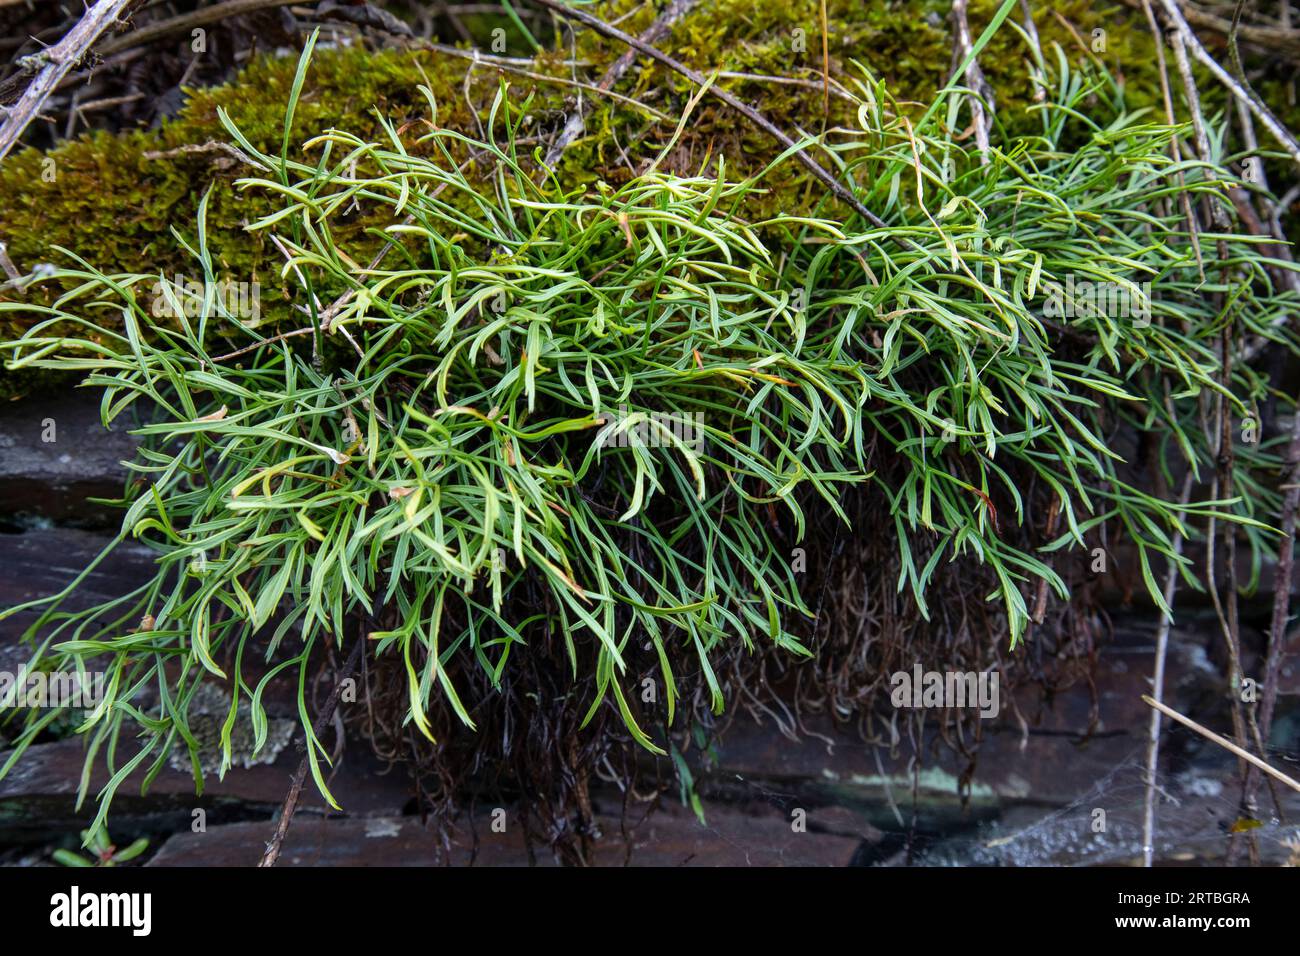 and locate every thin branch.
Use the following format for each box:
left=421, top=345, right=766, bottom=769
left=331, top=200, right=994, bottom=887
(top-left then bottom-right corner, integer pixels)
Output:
left=1141, top=0, right=1206, bottom=280
left=206, top=326, right=317, bottom=365
left=259, top=635, right=366, bottom=868
left=1166, top=12, right=1231, bottom=228
left=1242, top=392, right=1300, bottom=819
left=0, top=240, right=22, bottom=284
left=1154, top=0, right=1300, bottom=165
left=142, top=140, right=269, bottom=170
left=716, top=70, right=857, bottom=101
left=951, top=0, right=992, bottom=164
left=1121, top=0, right=1300, bottom=57
left=819, top=0, right=830, bottom=117
left=543, top=0, right=697, bottom=168
left=1143, top=473, right=1193, bottom=868
left=96, top=0, right=299, bottom=57
left=1142, top=695, right=1300, bottom=794
left=524, top=0, right=887, bottom=229
left=0, top=0, right=138, bottom=163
